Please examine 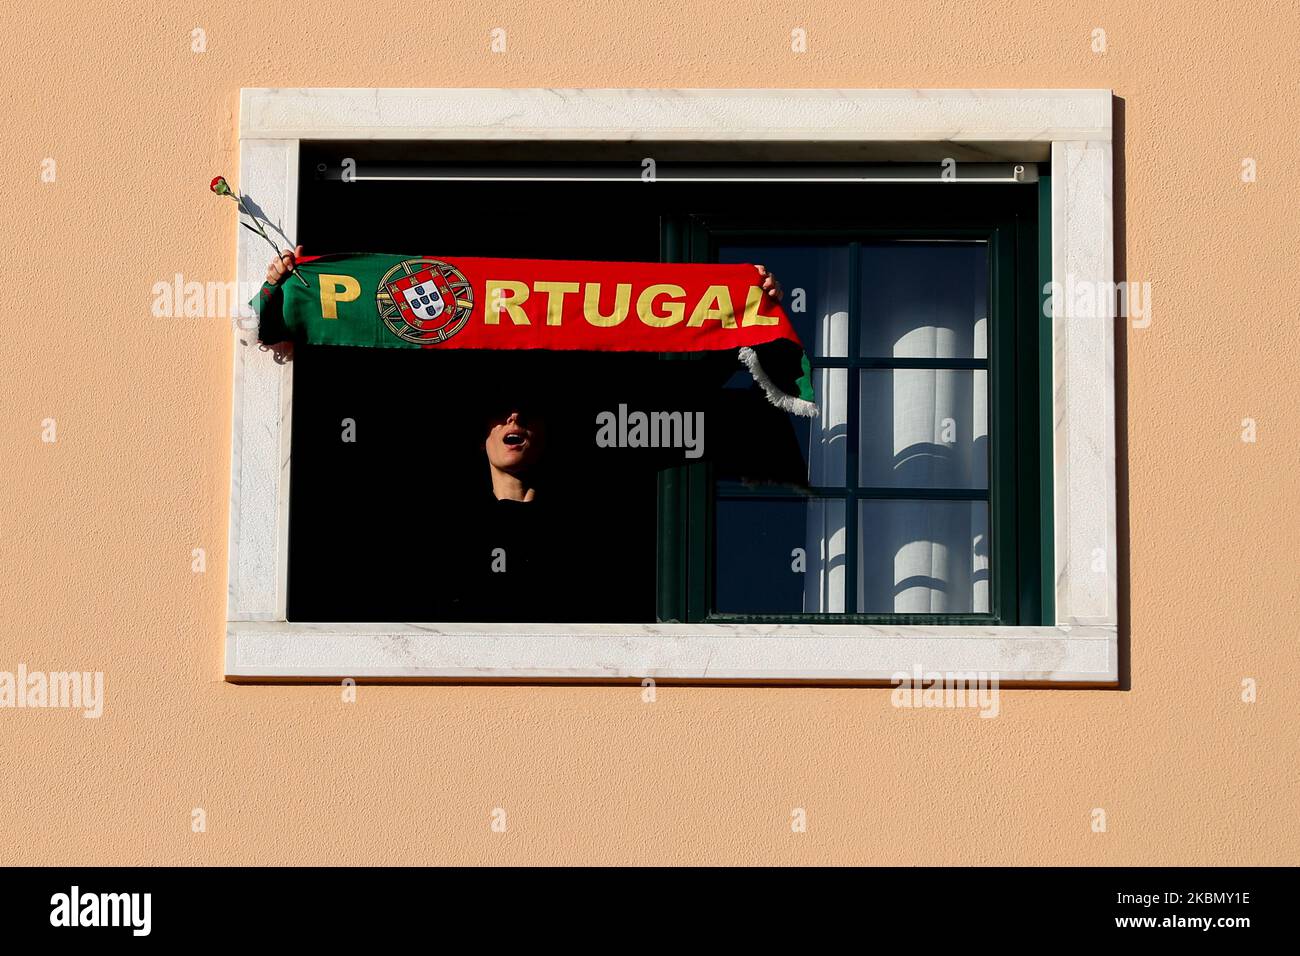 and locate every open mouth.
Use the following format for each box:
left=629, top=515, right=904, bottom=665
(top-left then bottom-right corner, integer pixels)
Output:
left=503, top=432, right=527, bottom=448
